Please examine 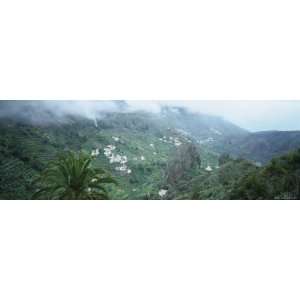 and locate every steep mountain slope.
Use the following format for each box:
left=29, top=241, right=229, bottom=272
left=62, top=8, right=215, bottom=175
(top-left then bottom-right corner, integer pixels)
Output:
left=160, top=106, right=248, bottom=140
left=0, top=110, right=219, bottom=199
left=189, top=157, right=258, bottom=200
left=230, top=148, right=300, bottom=199
left=215, top=131, right=300, bottom=164
left=180, top=149, right=300, bottom=200
left=1, top=100, right=300, bottom=199
left=160, top=106, right=300, bottom=165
